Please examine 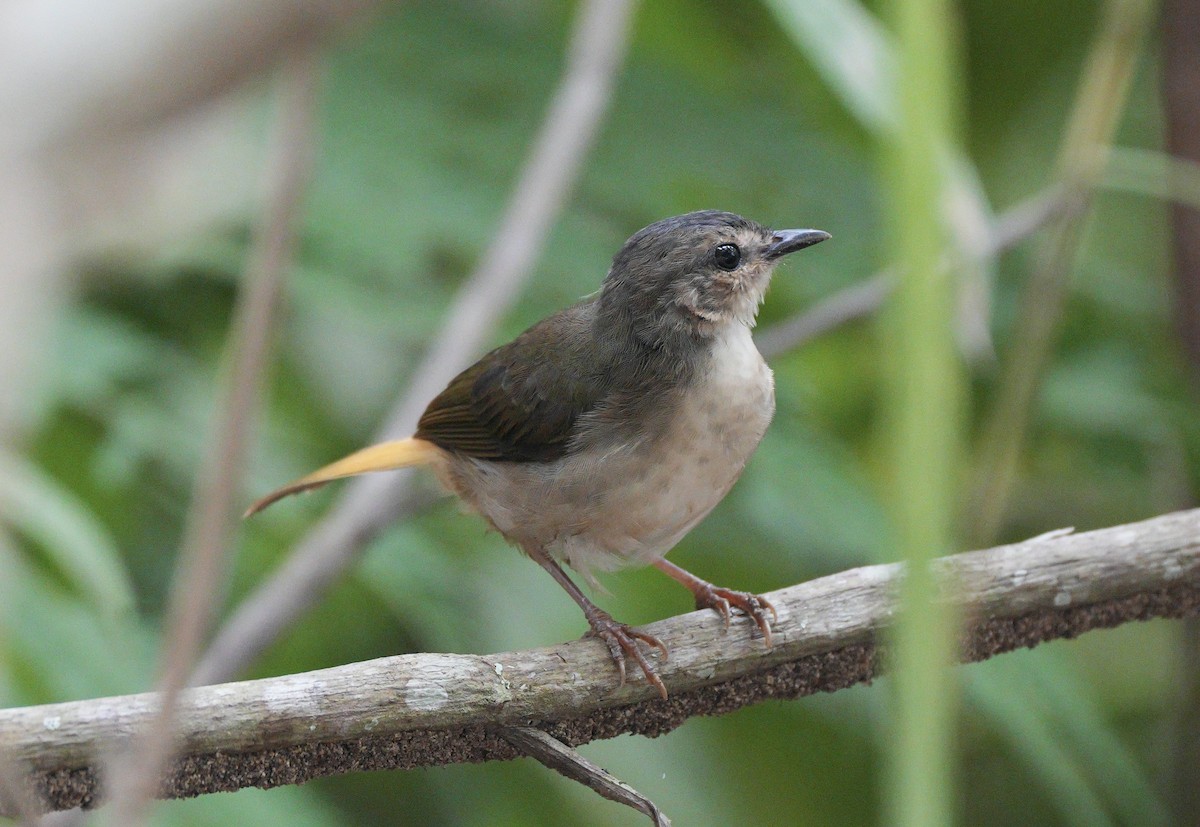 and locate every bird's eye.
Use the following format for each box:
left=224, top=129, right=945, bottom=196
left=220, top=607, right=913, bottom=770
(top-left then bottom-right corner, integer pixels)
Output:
left=714, top=243, right=741, bottom=271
